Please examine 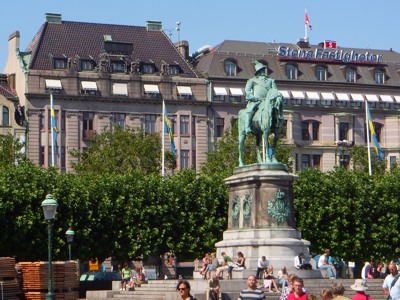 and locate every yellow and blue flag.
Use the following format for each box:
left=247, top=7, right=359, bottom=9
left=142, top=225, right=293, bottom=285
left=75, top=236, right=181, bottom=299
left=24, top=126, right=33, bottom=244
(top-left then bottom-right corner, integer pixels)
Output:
left=367, top=105, right=384, bottom=160
left=51, top=102, right=60, bottom=157
left=163, top=103, right=177, bottom=157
